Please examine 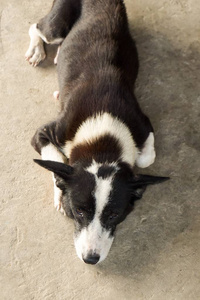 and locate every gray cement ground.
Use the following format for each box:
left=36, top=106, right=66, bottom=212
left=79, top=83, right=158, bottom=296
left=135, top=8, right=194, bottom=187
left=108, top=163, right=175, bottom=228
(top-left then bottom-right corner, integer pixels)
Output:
left=1, top=0, right=200, bottom=299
